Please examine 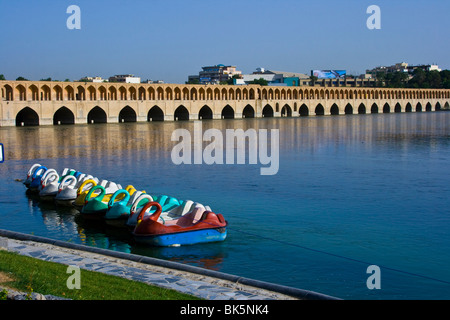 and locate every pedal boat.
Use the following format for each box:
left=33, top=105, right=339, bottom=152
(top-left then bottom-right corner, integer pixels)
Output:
left=28, top=165, right=48, bottom=192
left=24, top=163, right=41, bottom=188
left=104, top=189, right=147, bottom=227
left=38, top=169, right=60, bottom=201
left=73, top=179, right=124, bottom=211
left=125, top=194, right=206, bottom=229
left=132, top=202, right=227, bottom=247
left=80, top=184, right=127, bottom=219
left=55, top=173, right=91, bottom=206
